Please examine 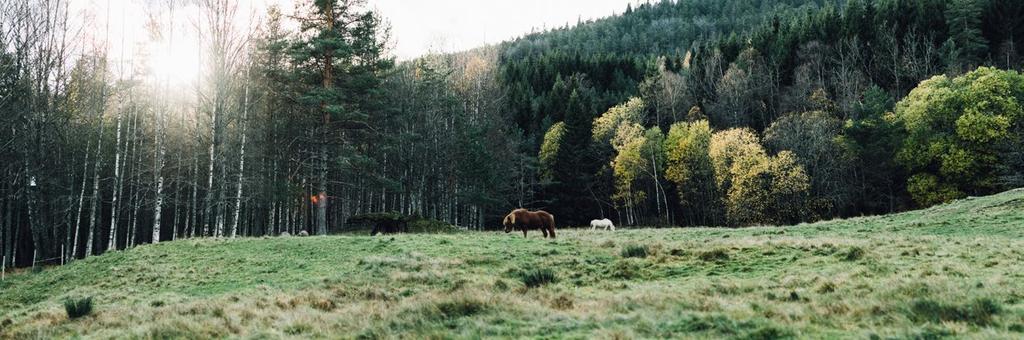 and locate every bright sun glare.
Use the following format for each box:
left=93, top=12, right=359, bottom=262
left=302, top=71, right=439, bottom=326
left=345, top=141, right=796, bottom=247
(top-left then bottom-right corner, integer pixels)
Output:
left=151, top=41, right=201, bottom=87
left=147, top=3, right=204, bottom=88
